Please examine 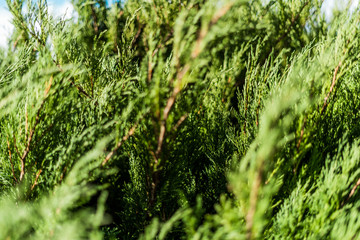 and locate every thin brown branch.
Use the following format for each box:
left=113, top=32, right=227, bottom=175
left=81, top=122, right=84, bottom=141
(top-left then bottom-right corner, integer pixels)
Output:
left=152, top=30, right=174, bottom=57
left=131, top=16, right=142, bottom=48
left=147, top=60, right=153, bottom=83
left=19, top=78, right=52, bottom=181
left=149, top=4, right=232, bottom=209
left=7, top=136, right=18, bottom=183
left=102, top=125, right=137, bottom=166
left=321, top=61, right=342, bottom=115
left=30, top=169, right=42, bottom=191
left=172, top=113, right=189, bottom=132
left=342, top=178, right=360, bottom=207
